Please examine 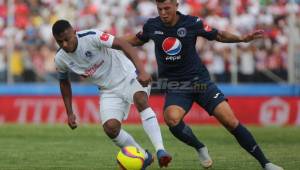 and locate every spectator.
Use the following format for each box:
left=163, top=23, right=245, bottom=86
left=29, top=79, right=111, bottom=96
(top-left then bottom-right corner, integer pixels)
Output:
left=0, top=0, right=299, bottom=83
